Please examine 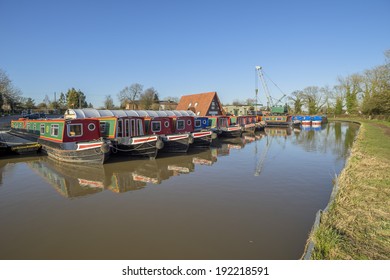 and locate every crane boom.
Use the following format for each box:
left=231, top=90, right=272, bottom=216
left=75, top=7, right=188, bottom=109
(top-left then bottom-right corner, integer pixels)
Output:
left=255, top=66, right=273, bottom=109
